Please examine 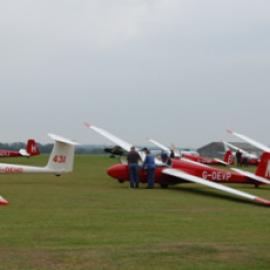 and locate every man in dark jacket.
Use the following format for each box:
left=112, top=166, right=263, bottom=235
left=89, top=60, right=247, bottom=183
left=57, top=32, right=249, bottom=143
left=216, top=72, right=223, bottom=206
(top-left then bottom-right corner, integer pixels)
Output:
left=127, top=146, right=141, bottom=188
left=236, top=150, right=242, bottom=166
